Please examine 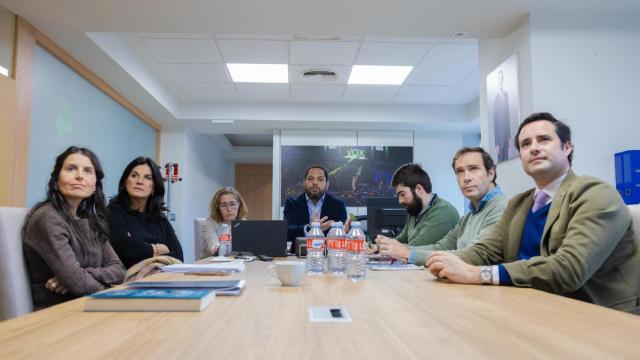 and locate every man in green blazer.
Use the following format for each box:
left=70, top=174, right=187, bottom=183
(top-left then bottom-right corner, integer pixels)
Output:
left=374, top=163, right=460, bottom=248
left=426, top=112, right=640, bottom=314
